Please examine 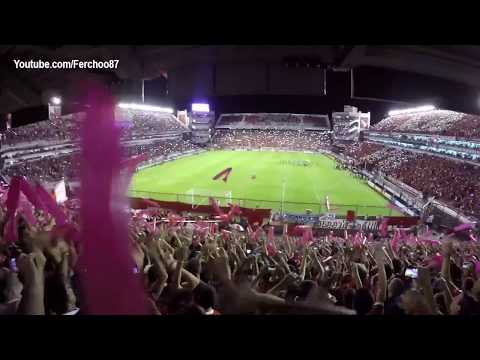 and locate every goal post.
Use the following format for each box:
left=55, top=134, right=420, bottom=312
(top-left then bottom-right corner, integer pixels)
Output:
left=185, top=188, right=233, bottom=208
